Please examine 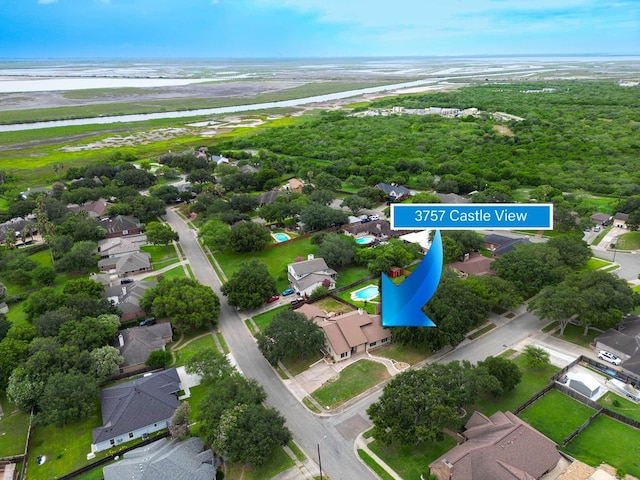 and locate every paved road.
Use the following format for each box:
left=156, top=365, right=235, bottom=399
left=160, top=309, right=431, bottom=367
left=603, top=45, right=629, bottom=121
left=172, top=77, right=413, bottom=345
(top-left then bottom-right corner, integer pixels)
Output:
left=164, top=209, right=375, bottom=480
